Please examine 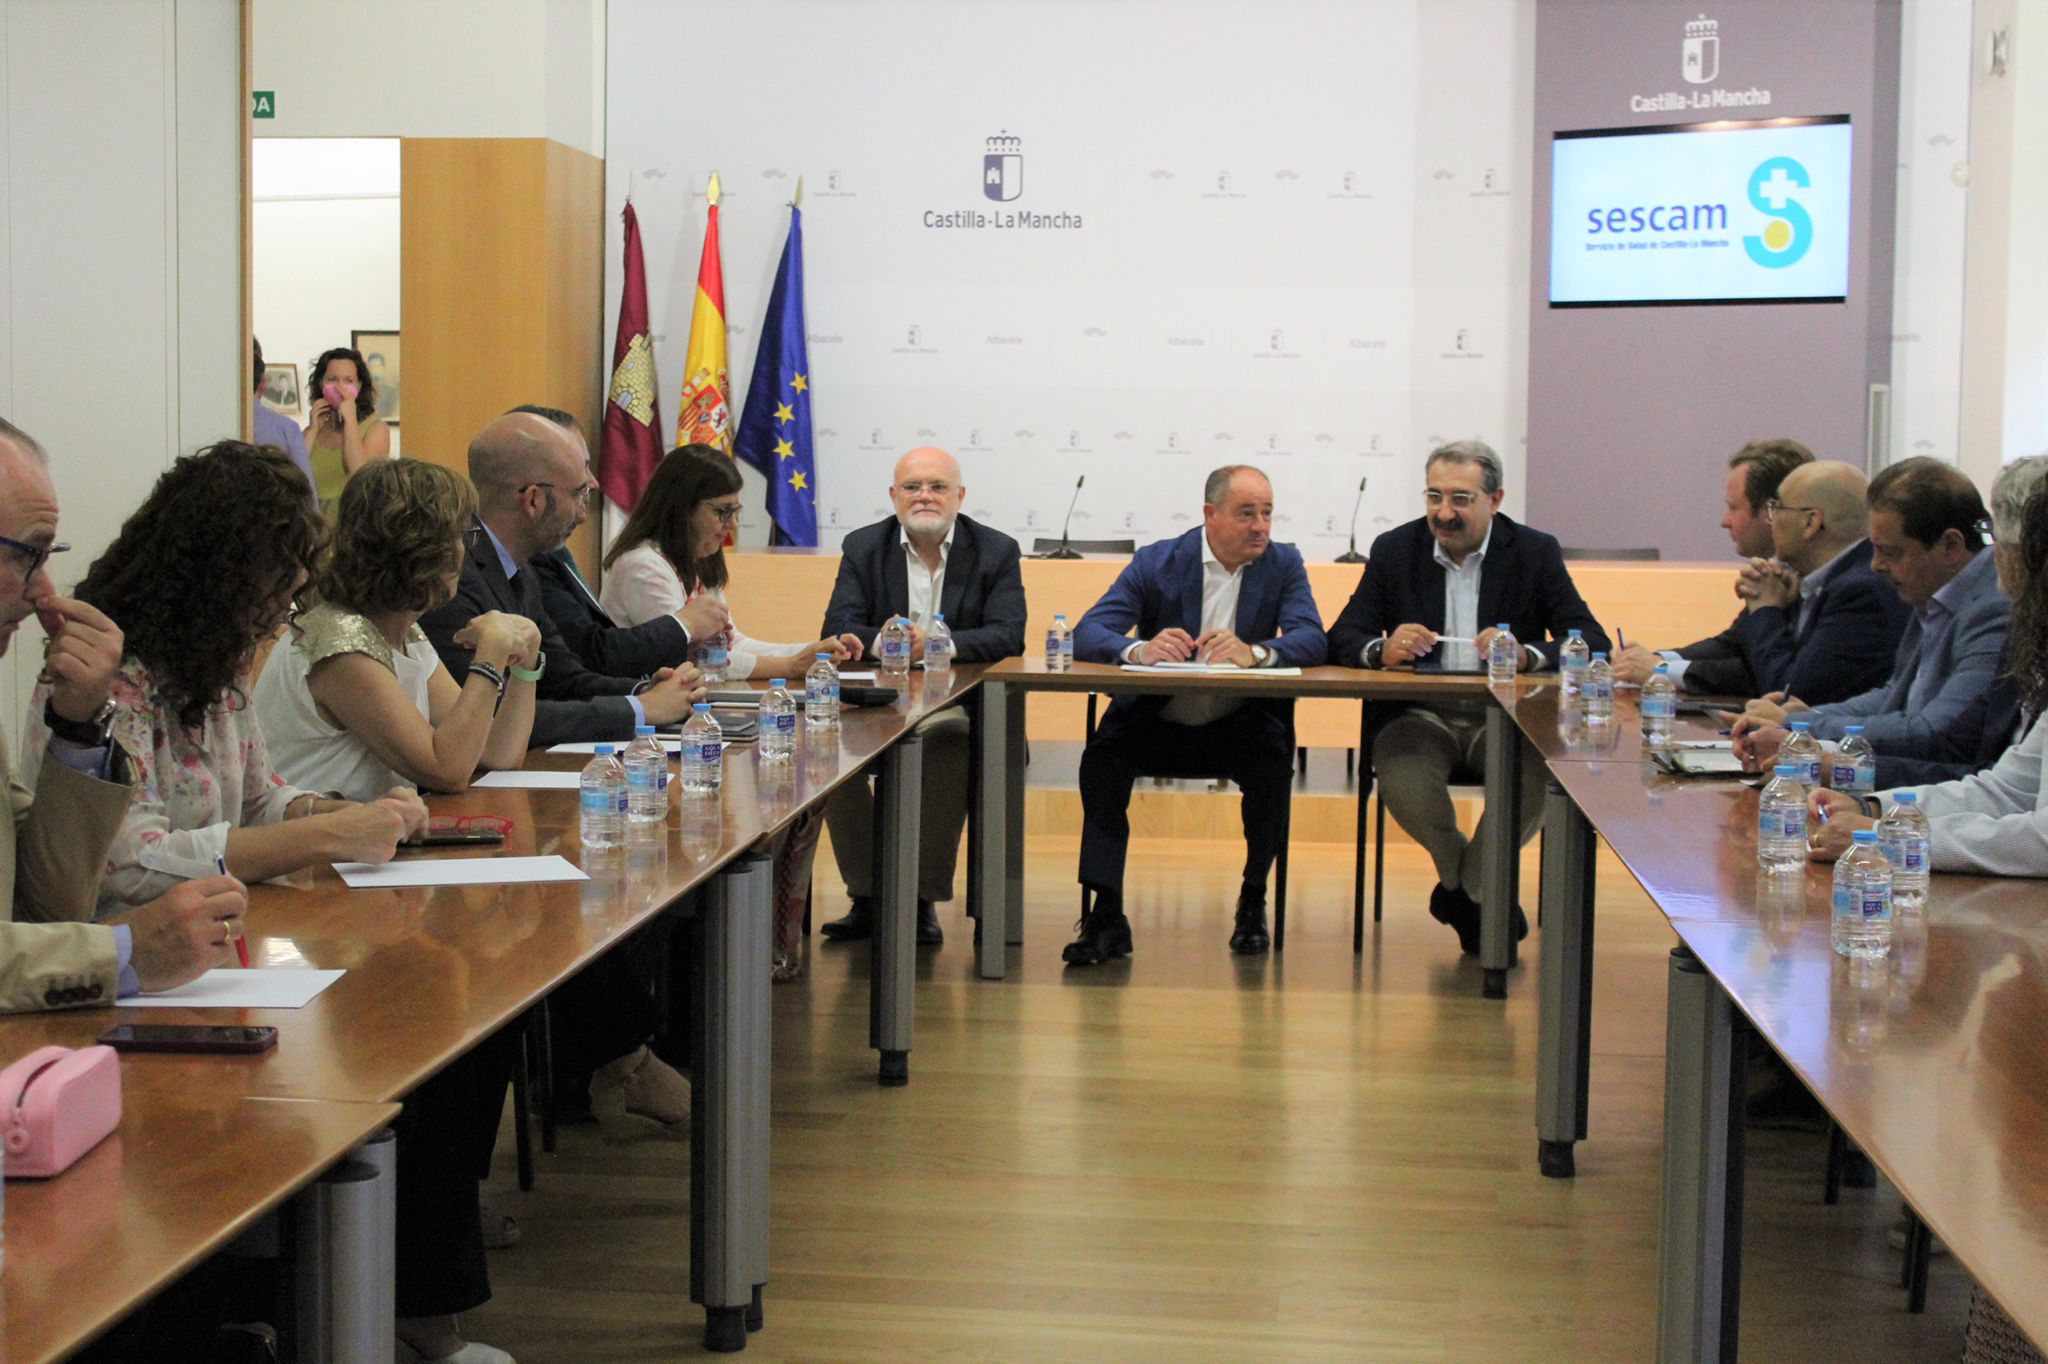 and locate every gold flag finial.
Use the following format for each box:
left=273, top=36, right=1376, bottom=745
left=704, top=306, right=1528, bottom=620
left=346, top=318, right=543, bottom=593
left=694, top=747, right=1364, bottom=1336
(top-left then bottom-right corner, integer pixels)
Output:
left=707, top=171, right=721, bottom=206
